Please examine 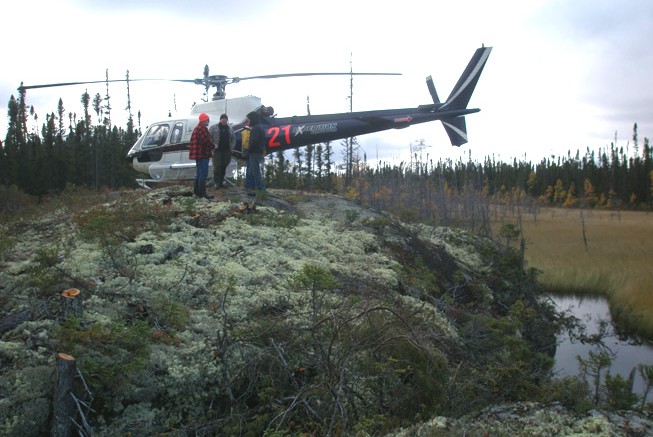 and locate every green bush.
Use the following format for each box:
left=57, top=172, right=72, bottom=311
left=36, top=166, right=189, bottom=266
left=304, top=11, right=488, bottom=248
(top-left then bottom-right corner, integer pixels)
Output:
left=75, top=195, right=173, bottom=245
left=0, top=185, right=34, bottom=217
left=605, top=369, right=638, bottom=410
left=27, top=244, right=71, bottom=293
left=53, top=318, right=151, bottom=413
left=245, top=209, right=300, bottom=228
left=150, top=296, right=190, bottom=330
left=540, top=376, right=593, bottom=413
left=0, top=227, right=15, bottom=261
